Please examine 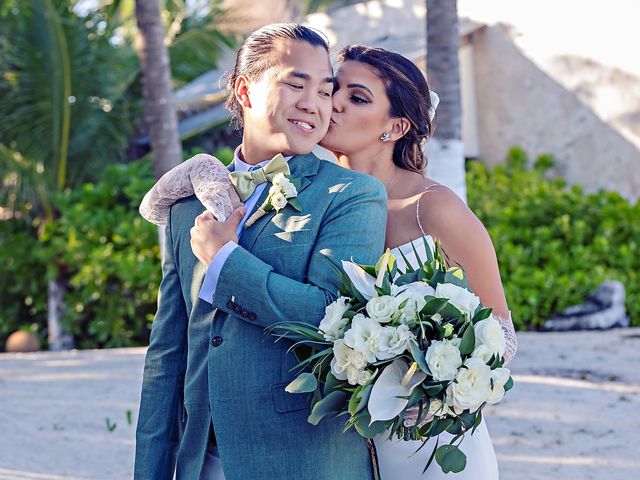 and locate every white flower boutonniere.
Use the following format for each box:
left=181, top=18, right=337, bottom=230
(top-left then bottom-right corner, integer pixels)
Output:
left=245, top=173, right=302, bottom=227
